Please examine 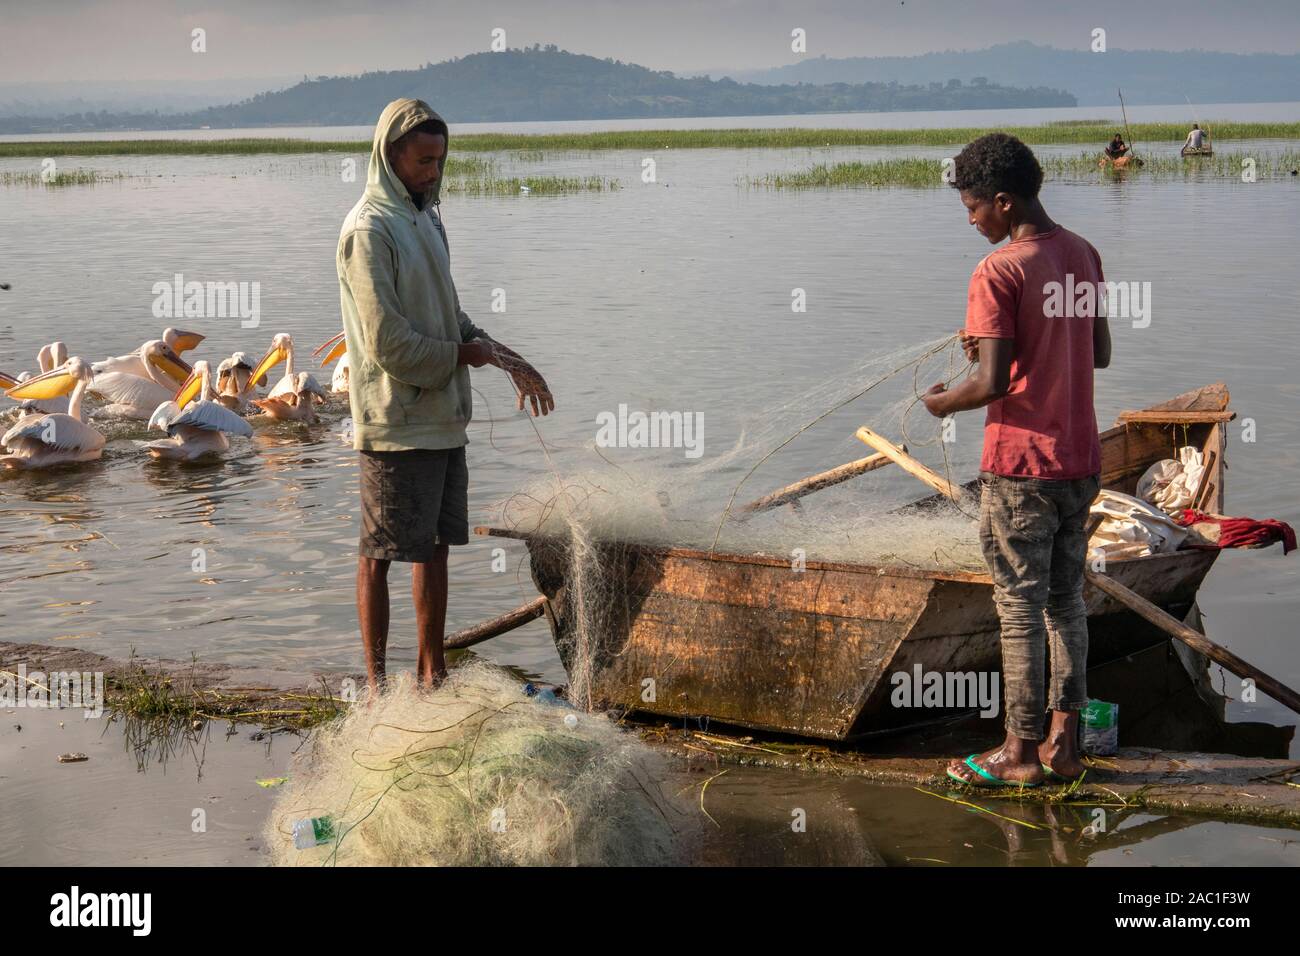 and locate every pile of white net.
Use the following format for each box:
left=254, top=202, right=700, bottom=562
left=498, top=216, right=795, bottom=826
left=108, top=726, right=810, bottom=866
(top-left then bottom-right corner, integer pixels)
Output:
left=264, top=665, right=694, bottom=866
